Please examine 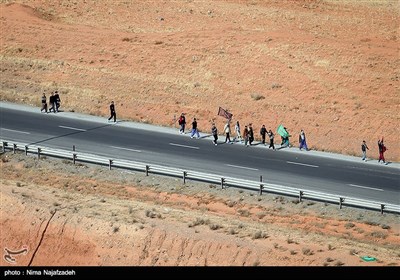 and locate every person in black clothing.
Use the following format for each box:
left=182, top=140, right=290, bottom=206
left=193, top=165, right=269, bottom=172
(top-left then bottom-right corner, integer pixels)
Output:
left=54, top=91, right=61, bottom=112
left=108, top=101, right=116, bottom=122
left=248, top=124, right=254, bottom=145
left=260, top=125, right=267, bottom=145
left=211, top=123, right=218, bottom=146
left=267, top=130, right=275, bottom=150
left=40, top=93, right=47, bottom=113
left=48, top=92, right=56, bottom=113
left=243, top=125, right=249, bottom=147
left=190, top=117, right=200, bottom=138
